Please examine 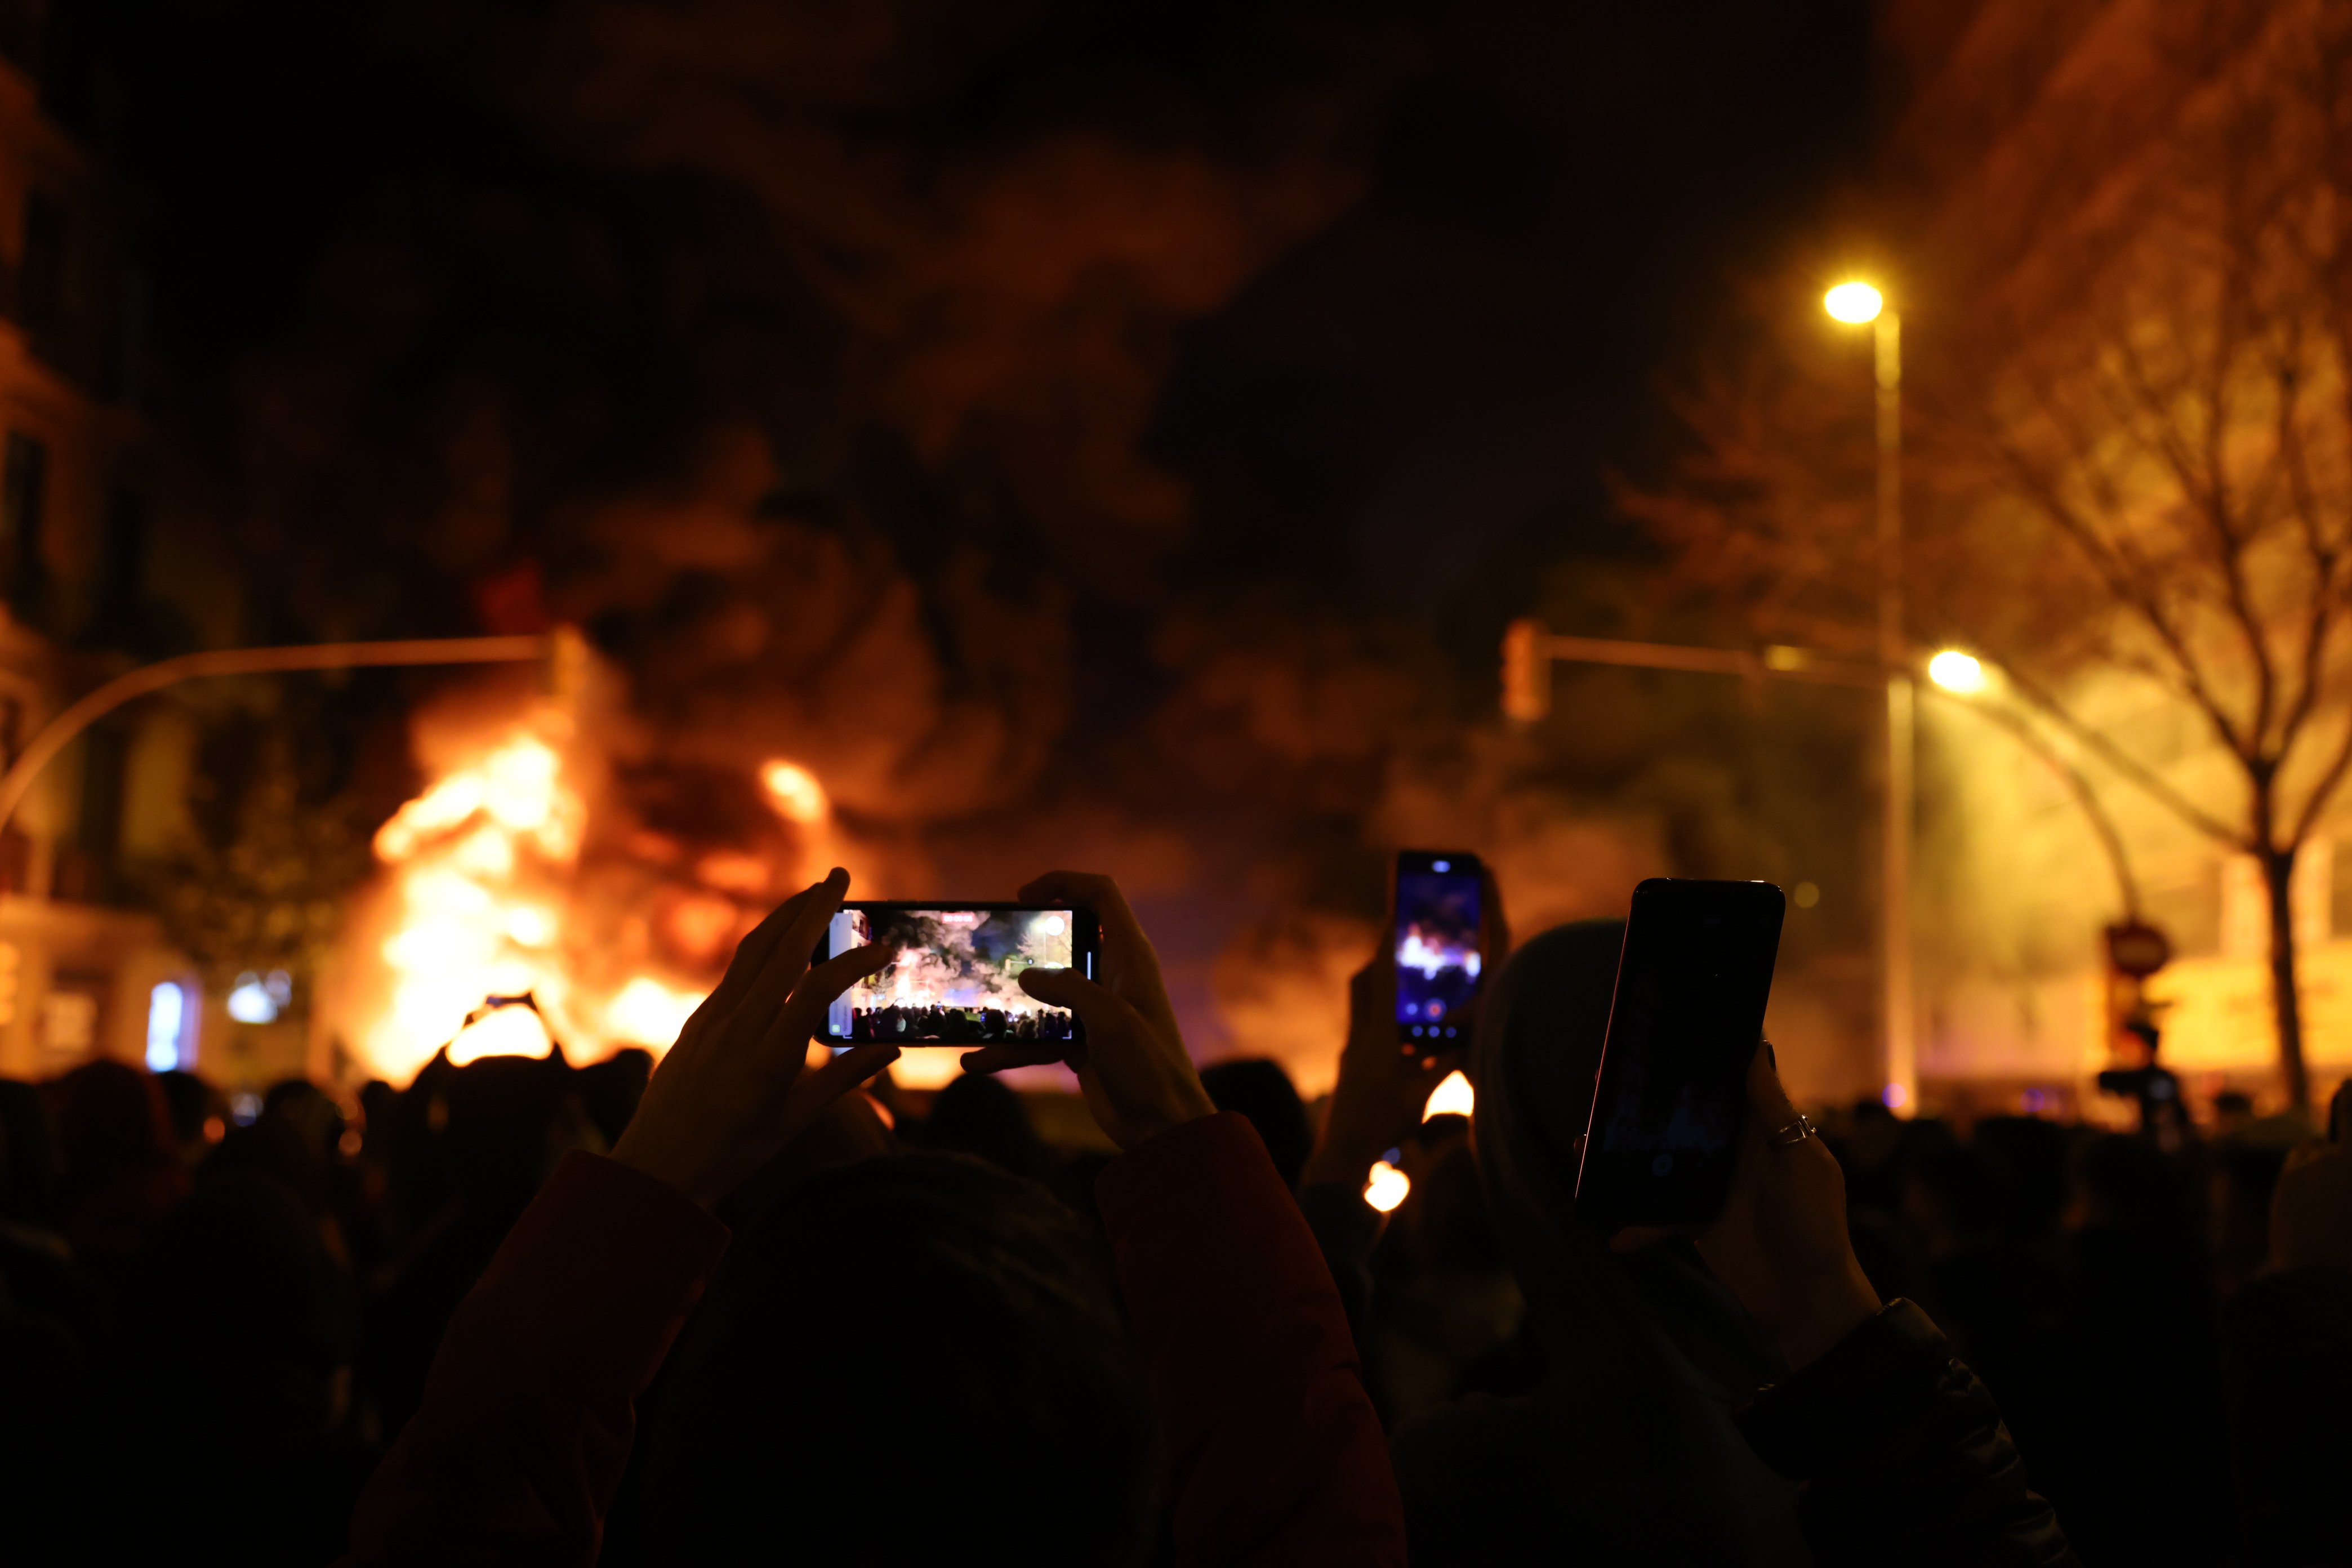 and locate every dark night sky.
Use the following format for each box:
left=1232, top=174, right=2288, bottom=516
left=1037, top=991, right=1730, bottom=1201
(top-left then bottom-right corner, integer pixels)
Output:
left=1156, top=2, right=1874, bottom=612
left=88, top=0, right=1873, bottom=626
